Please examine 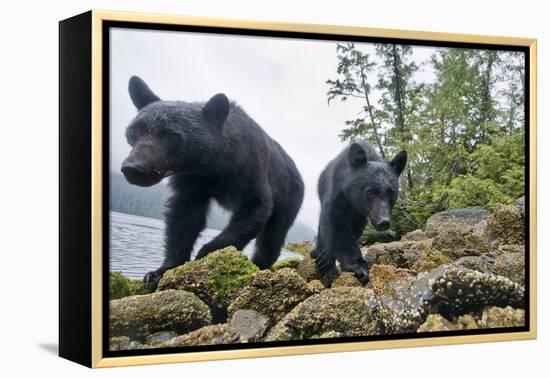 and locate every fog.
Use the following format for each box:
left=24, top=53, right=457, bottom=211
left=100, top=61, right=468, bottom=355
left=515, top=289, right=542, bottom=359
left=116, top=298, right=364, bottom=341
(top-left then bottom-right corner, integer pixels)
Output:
left=109, top=27, right=436, bottom=229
